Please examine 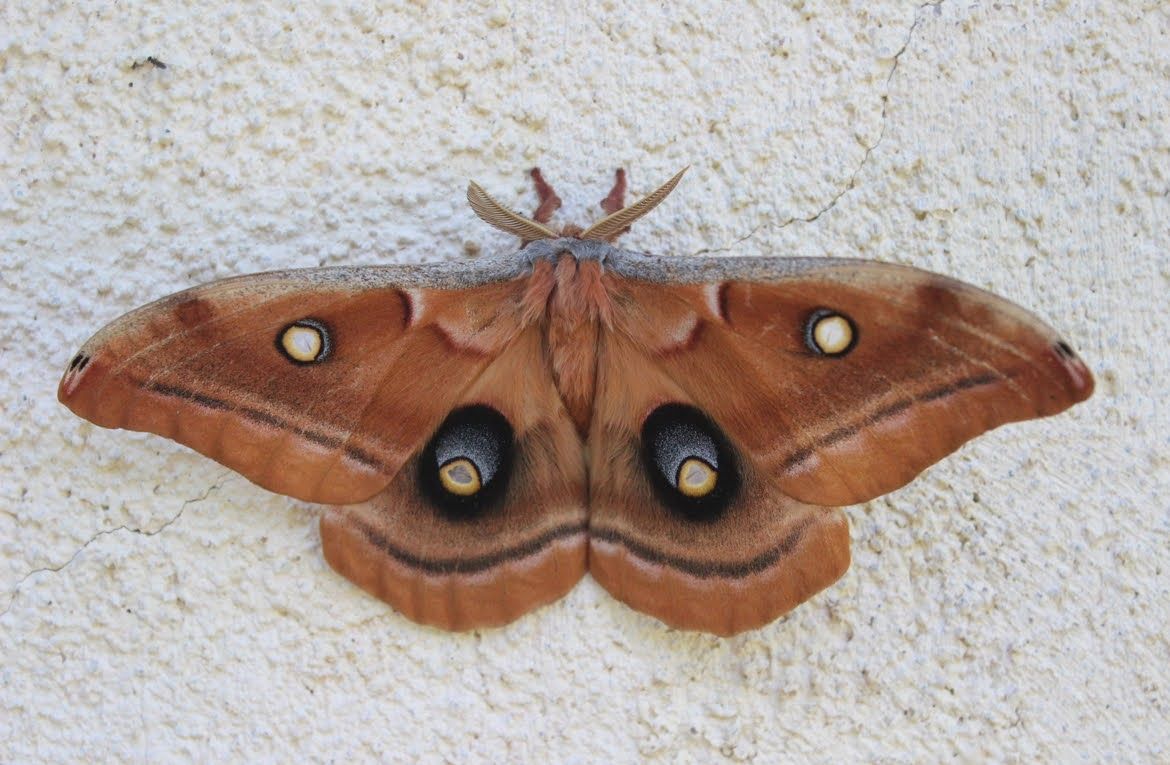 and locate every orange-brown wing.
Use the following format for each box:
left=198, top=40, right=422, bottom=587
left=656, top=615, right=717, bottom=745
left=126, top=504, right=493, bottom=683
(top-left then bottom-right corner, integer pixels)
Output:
left=320, top=325, right=588, bottom=630
left=588, top=329, right=851, bottom=636
left=59, top=264, right=531, bottom=505
left=588, top=256, right=1093, bottom=635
